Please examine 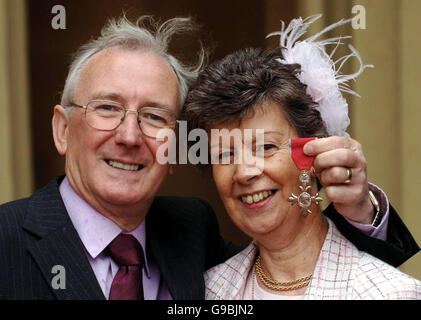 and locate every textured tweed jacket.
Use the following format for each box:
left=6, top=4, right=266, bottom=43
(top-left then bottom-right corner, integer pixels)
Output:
left=205, top=218, right=421, bottom=300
